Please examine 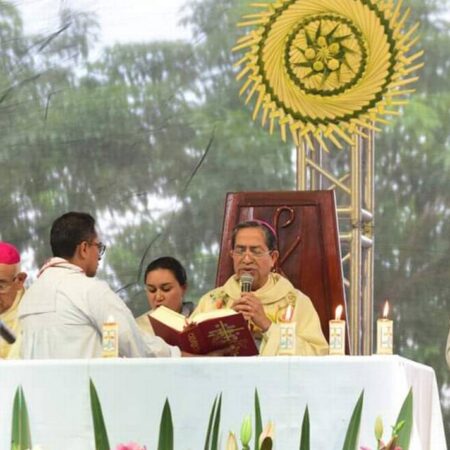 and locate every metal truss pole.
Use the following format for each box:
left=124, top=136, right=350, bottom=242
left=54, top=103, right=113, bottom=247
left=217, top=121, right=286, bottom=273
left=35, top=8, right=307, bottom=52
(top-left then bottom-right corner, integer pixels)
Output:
left=296, top=130, right=374, bottom=355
